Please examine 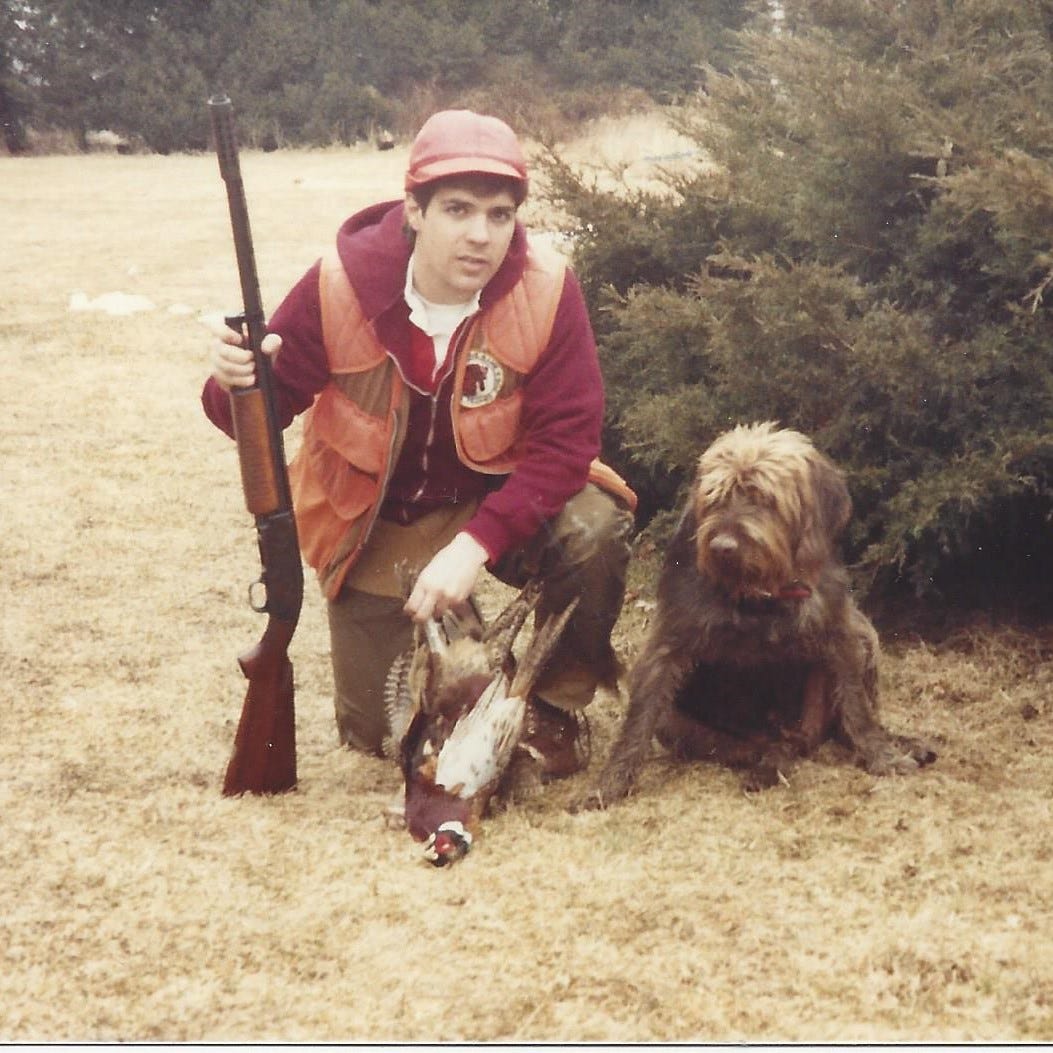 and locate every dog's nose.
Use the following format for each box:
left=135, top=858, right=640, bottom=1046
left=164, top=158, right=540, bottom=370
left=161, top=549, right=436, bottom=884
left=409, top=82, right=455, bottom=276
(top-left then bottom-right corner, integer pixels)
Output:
left=709, top=533, right=739, bottom=561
